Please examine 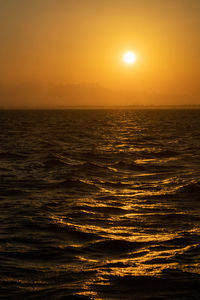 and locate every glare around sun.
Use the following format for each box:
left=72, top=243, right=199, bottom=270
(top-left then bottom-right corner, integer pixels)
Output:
left=123, top=51, right=137, bottom=64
